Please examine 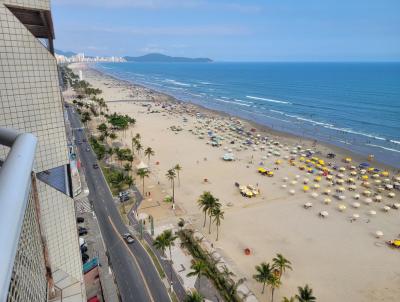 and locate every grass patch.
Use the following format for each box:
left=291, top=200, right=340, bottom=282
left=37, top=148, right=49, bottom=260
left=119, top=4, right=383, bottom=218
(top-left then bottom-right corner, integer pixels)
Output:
left=143, top=242, right=166, bottom=279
